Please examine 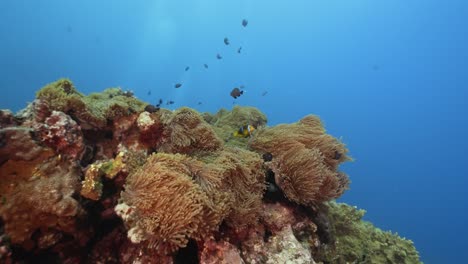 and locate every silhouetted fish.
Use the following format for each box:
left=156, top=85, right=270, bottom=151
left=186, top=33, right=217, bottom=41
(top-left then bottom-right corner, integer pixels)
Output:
left=145, top=104, right=159, bottom=113
left=147, top=90, right=151, bottom=96
left=224, top=37, right=230, bottom=45
left=242, top=19, right=248, bottom=27
left=156, top=98, right=163, bottom=107
left=204, top=64, right=209, bottom=69
left=175, top=83, right=182, bottom=88
left=216, top=53, right=222, bottom=60
left=237, top=47, right=242, bottom=53
left=262, top=91, right=268, bottom=96
left=185, top=66, right=190, bottom=71
left=230, top=87, right=244, bottom=99
left=166, top=100, right=175, bottom=105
